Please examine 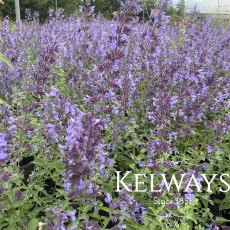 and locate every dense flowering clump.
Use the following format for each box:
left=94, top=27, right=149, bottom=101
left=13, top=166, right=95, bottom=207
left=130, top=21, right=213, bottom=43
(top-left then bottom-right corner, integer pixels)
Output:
left=0, top=0, right=229, bottom=229
left=0, top=132, right=11, bottom=196
left=62, top=111, right=112, bottom=198
left=45, top=208, right=77, bottom=230
left=105, top=188, right=146, bottom=227
left=0, top=133, right=8, bottom=162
